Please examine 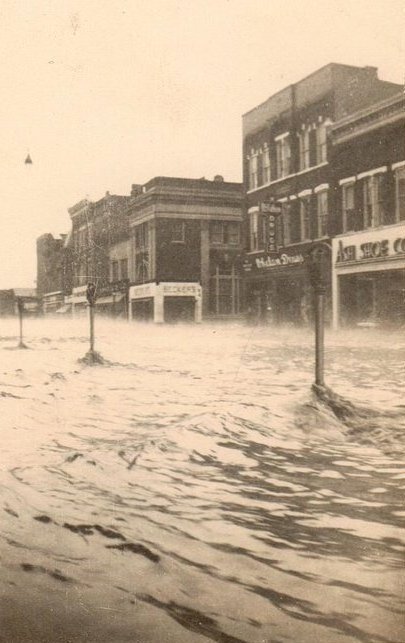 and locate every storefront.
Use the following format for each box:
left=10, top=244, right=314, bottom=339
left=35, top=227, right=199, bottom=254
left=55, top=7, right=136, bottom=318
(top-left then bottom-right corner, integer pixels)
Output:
left=65, top=285, right=88, bottom=316
left=128, top=282, right=202, bottom=323
left=243, top=244, right=327, bottom=325
left=42, top=291, right=64, bottom=315
left=332, top=223, right=405, bottom=328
